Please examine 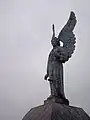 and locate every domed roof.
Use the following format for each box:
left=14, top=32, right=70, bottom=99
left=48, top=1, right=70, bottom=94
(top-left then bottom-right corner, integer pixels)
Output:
left=22, top=102, right=90, bottom=120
